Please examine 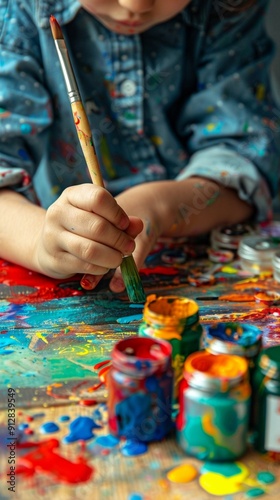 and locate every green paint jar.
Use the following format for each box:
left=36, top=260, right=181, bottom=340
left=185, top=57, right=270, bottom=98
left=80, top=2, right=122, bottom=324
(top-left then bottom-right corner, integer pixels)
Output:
left=252, top=345, right=280, bottom=461
left=177, top=351, right=251, bottom=461
left=138, top=294, right=203, bottom=402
